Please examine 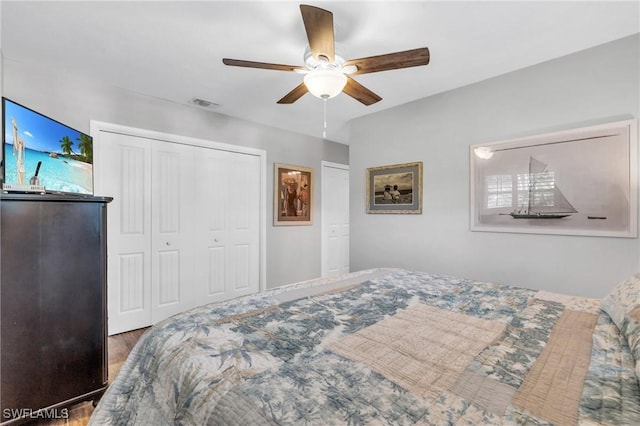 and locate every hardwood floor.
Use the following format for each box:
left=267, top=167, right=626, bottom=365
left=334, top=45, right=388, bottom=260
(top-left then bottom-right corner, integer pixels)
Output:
left=28, top=327, right=149, bottom=426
